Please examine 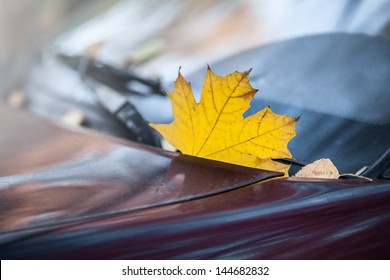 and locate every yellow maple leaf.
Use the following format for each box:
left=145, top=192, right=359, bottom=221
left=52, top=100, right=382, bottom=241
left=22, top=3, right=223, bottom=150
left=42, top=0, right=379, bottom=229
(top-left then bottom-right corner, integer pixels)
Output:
left=151, top=67, right=298, bottom=173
